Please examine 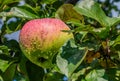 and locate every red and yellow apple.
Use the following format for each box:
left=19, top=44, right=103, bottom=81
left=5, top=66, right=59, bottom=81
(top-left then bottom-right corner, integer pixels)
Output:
left=19, top=18, right=73, bottom=68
